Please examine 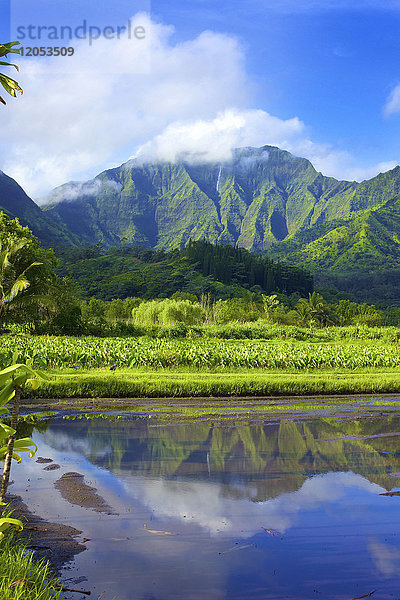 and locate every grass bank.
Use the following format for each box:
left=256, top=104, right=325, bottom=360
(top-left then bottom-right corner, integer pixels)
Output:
left=21, top=367, right=400, bottom=401
left=0, top=527, right=60, bottom=600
